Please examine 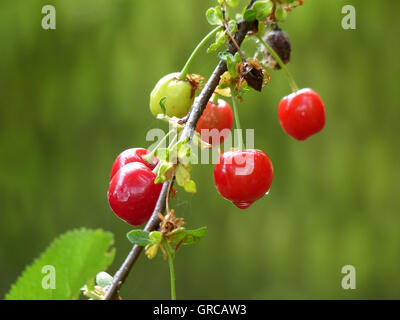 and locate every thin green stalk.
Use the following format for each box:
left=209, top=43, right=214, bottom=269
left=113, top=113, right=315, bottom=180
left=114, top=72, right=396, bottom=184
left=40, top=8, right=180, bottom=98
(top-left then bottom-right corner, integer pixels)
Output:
left=179, top=26, right=222, bottom=80
left=164, top=241, right=176, bottom=300
left=230, top=86, right=244, bottom=150
left=211, top=93, right=219, bottom=104
left=256, top=35, right=299, bottom=92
